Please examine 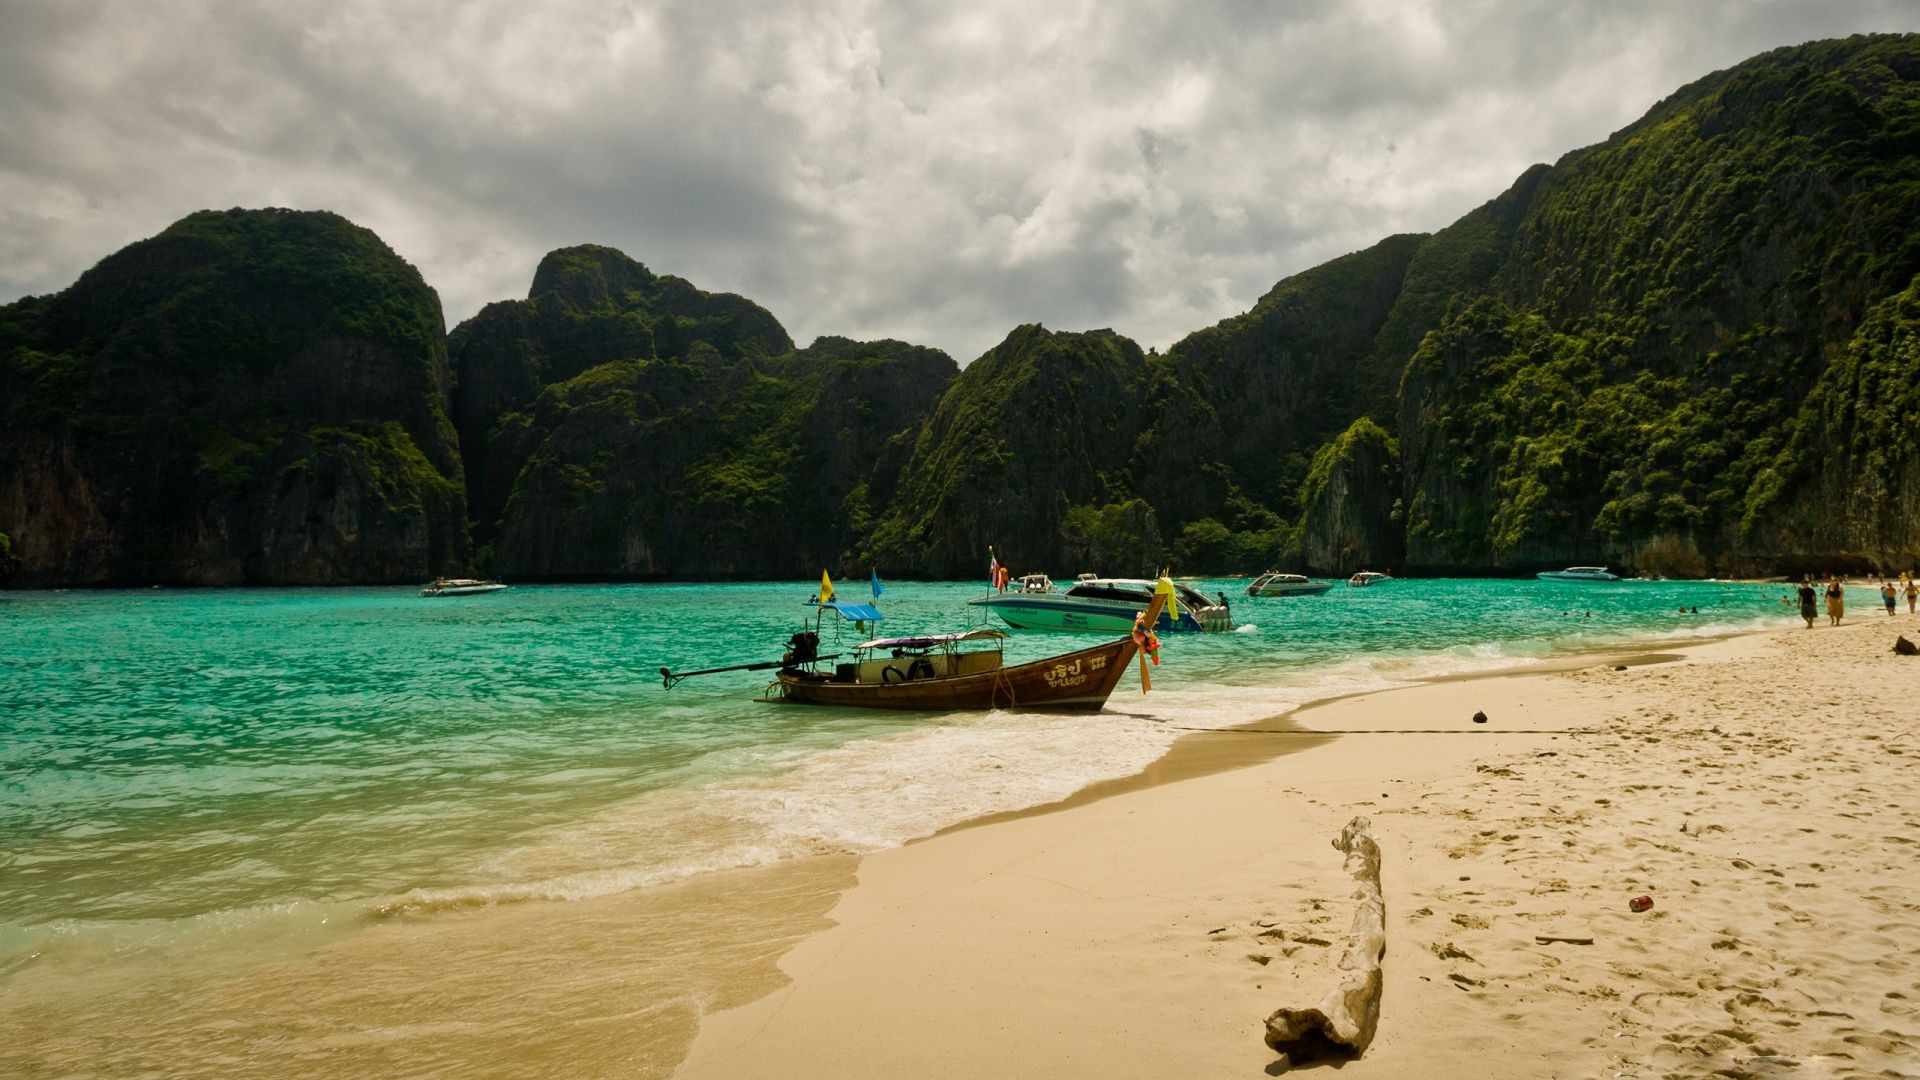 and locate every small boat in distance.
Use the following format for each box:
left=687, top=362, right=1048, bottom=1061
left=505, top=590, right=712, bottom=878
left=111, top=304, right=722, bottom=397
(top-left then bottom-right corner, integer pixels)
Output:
left=968, top=576, right=1233, bottom=632
left=1247, top=572, right=1333, bottom=597
left=1348, top=571, right=1391, bottom=588
left=420, top=578, right=509, bottom=597
left=1537, top=566, right=1621, bottom=582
